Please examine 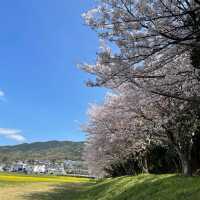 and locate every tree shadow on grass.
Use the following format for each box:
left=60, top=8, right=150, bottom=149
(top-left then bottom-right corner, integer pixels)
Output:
left=24, top=175, right=200, bottom=200
left=24, top=181, right=117, bottom=200
left=24, top=182, right=87, bottom=200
